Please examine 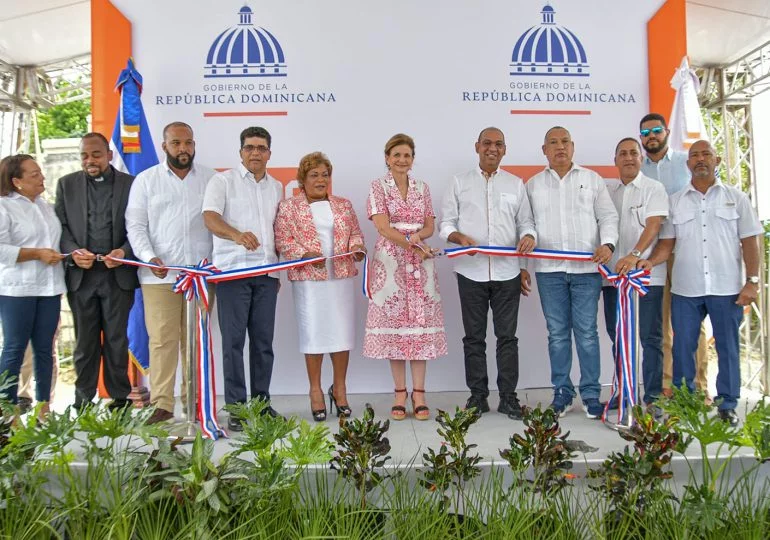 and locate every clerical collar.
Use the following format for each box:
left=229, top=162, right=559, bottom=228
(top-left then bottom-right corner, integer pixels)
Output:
left=87, top=166, right=114, bottom=183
